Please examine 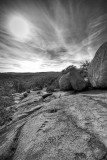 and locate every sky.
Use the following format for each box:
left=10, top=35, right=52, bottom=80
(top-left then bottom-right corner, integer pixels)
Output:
left=0, top=0, right=107, bottom=72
